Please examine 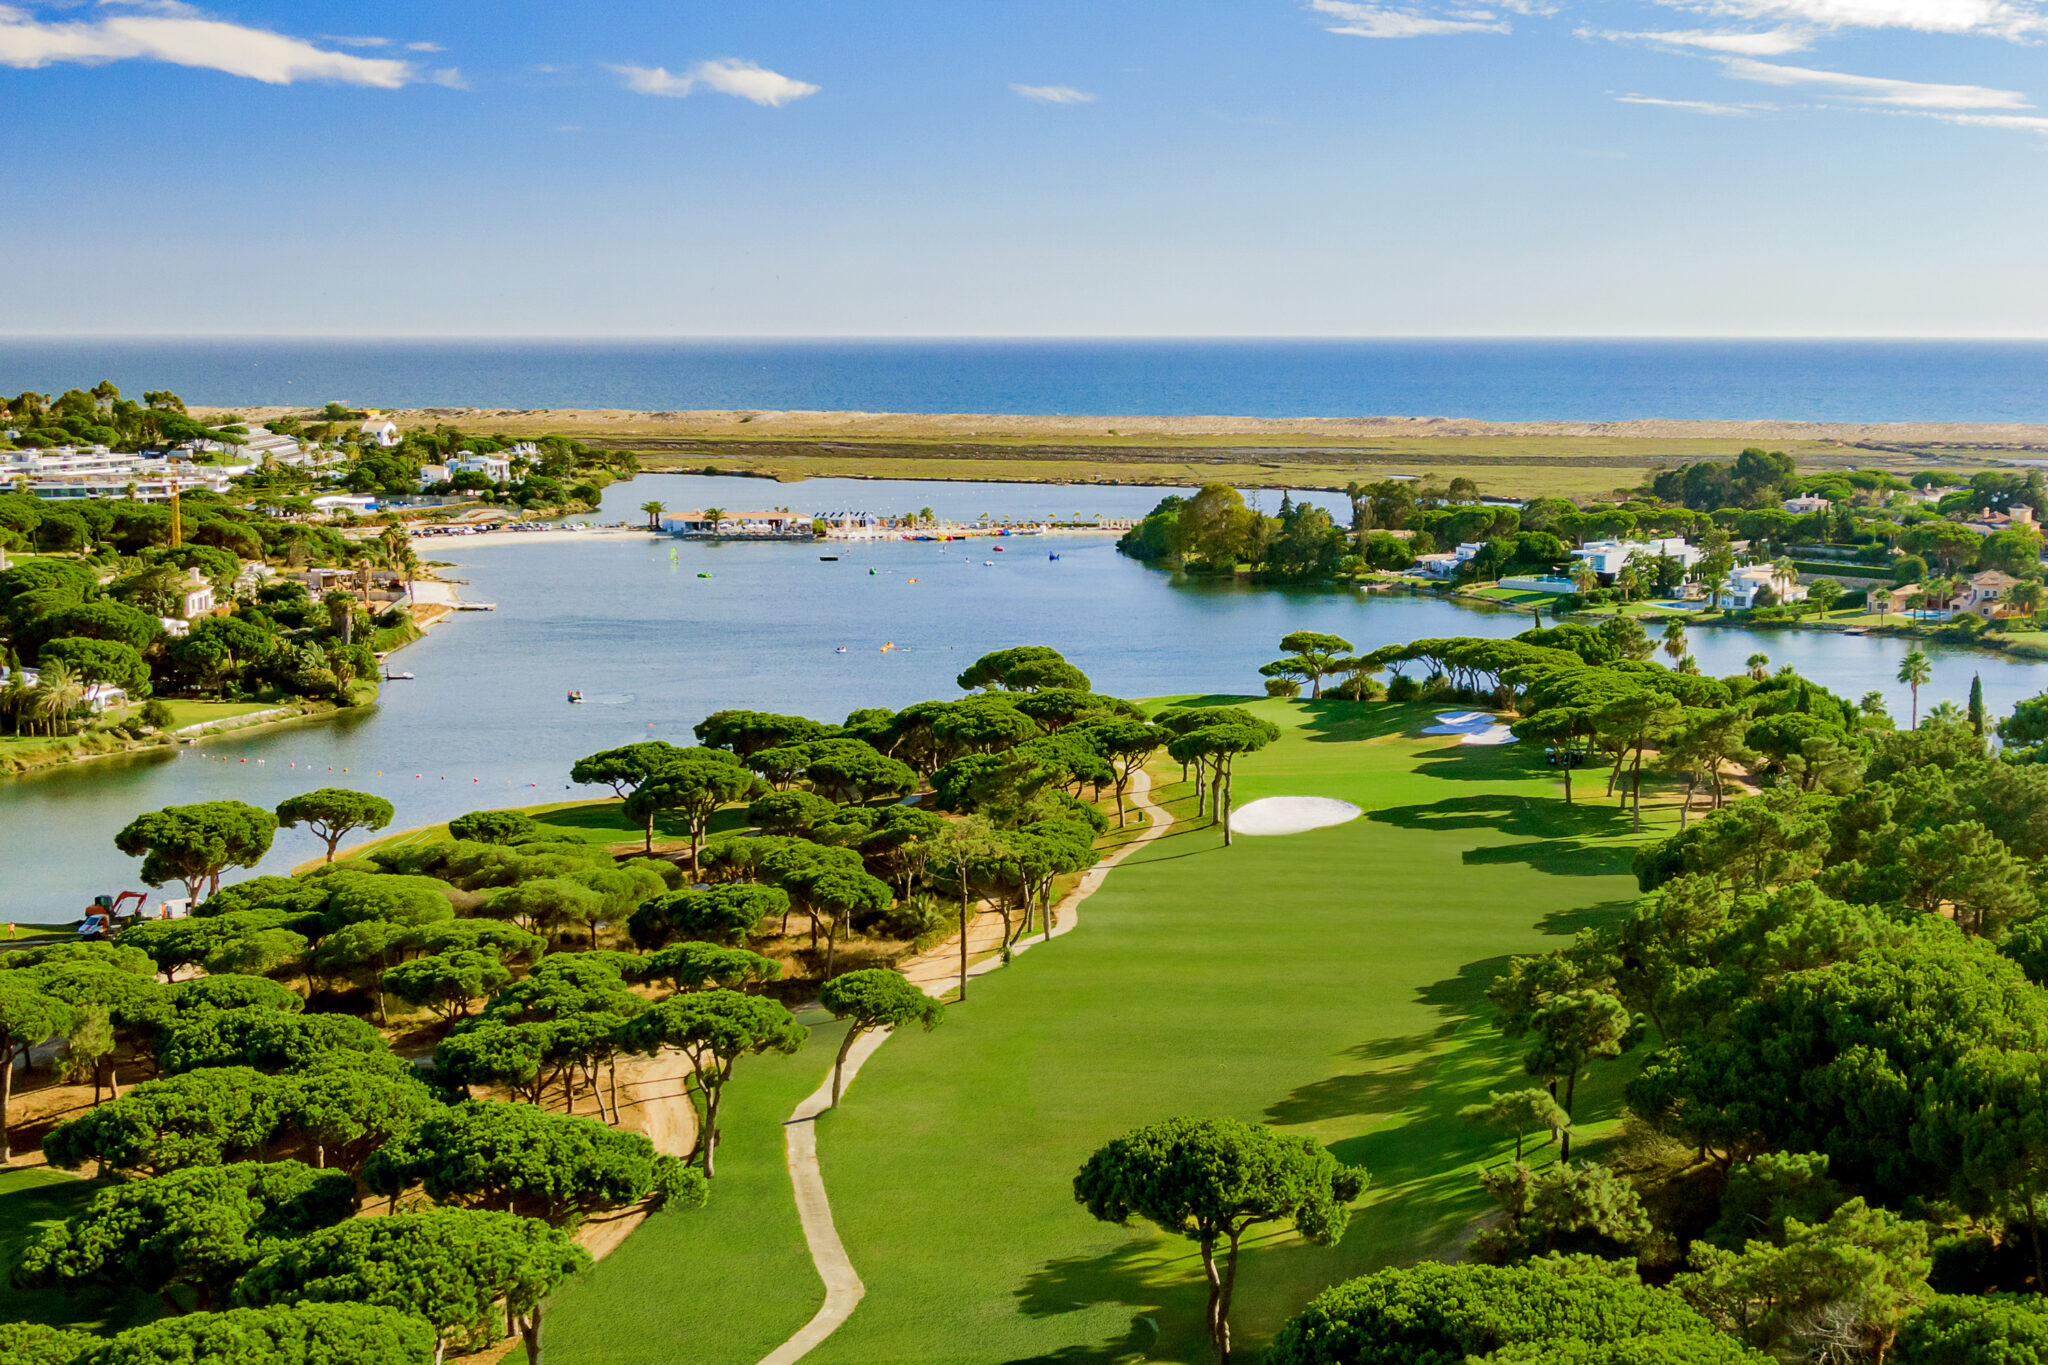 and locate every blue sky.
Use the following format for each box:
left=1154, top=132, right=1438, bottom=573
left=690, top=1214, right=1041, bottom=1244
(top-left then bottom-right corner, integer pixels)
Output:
left=2, top=0, right=2045, bottom=336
